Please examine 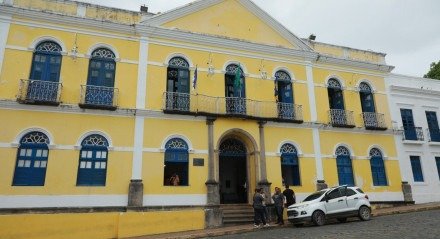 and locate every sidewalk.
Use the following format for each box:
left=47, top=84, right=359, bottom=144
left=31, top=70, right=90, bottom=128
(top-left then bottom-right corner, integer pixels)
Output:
left=131, top=202, right=440, bottom=239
